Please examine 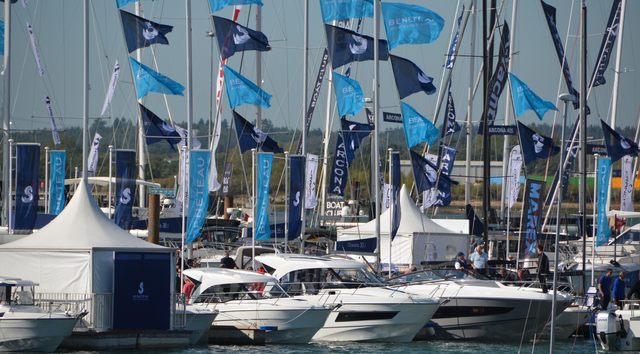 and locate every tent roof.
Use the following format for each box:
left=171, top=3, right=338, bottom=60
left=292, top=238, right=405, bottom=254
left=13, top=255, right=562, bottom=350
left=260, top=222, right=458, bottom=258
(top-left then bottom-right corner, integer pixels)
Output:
left=0, top=180, right=168, bottom=252
left=64, top=176, right=161, bottom=188
left=340, top=185, right=460, bottom=235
